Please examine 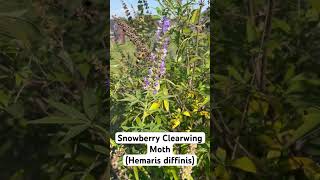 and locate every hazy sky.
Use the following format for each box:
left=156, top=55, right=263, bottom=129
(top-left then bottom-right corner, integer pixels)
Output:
left=110, top=0, right=159, bottom=17
left=110, top=0, right=209, bottom=17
